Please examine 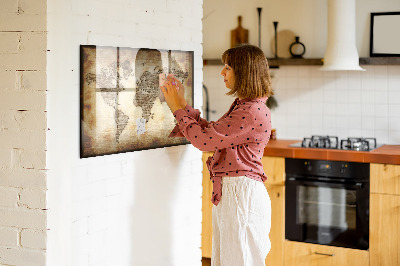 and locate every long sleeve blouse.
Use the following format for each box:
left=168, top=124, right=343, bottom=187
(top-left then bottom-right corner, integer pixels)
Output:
left=169, top=97, right=271, bottom=205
